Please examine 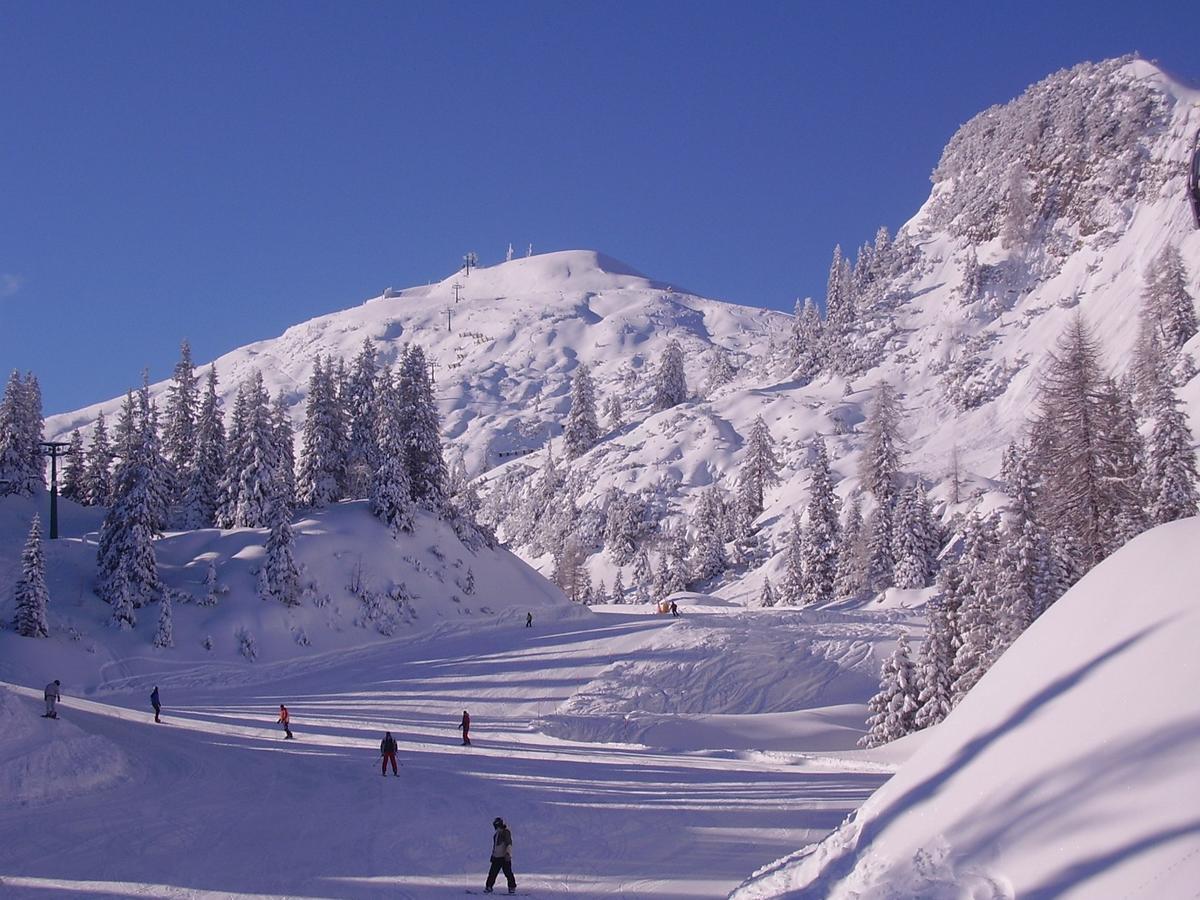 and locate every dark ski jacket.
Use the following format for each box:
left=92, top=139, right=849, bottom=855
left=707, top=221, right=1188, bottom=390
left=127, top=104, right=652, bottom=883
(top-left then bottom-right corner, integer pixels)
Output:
left=381, top=734, right=398, bottom=755
left=151, top=688, right=160, bottom=709
left=491, top=826, right=513, bottom=860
